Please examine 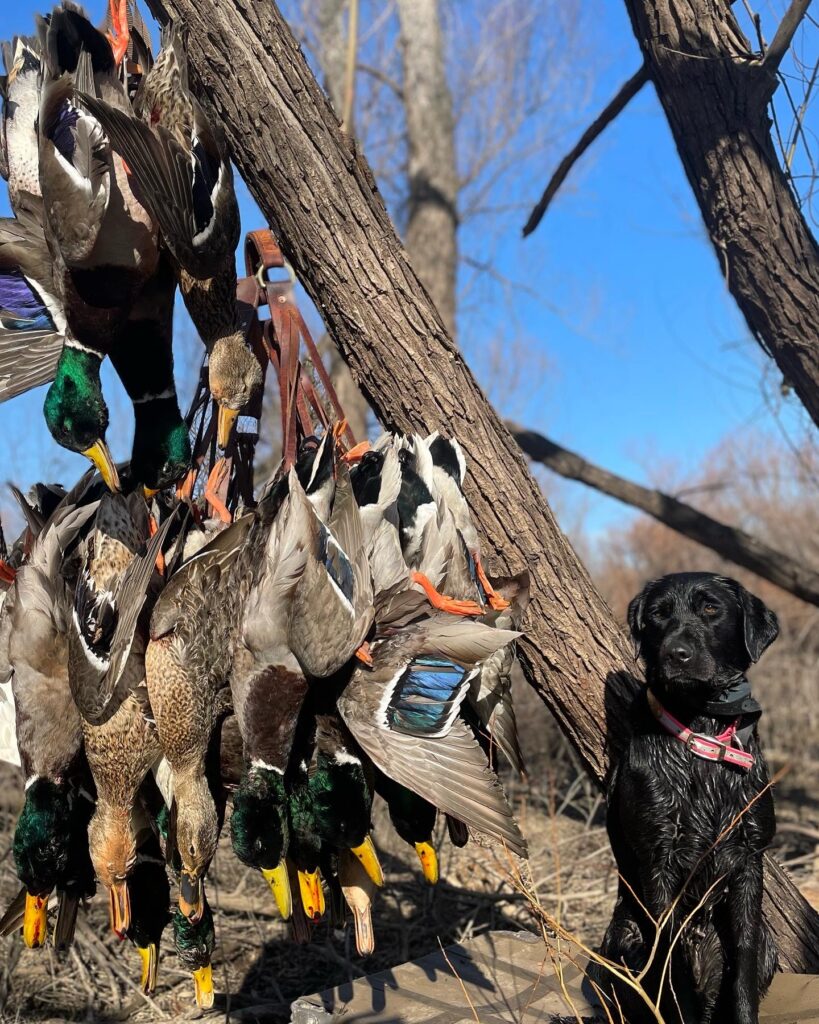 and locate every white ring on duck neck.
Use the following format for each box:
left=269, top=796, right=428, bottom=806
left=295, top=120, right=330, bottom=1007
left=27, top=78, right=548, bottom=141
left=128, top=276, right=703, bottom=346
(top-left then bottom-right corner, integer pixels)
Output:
left=251, top=759, right=283, bottom=774
left=133, top=387, right=178, bottom=403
